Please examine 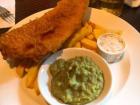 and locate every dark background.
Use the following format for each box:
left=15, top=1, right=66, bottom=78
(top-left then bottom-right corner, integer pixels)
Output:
left=0, top=0, right=140, bottom=34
